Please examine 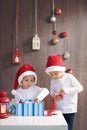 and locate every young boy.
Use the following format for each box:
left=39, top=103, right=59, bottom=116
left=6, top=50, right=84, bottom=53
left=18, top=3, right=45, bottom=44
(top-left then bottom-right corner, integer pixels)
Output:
left=45, top=54, right=83, bottom=130
left=11, top=64, right=49, bottom=102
